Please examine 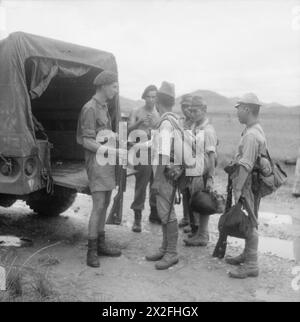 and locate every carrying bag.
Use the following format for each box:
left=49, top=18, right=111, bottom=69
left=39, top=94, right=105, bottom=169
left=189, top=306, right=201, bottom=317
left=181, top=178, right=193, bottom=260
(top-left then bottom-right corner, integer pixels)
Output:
left=253, top=150, right=288, bottom=198
left=218, top=198, right=252, bottom=239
